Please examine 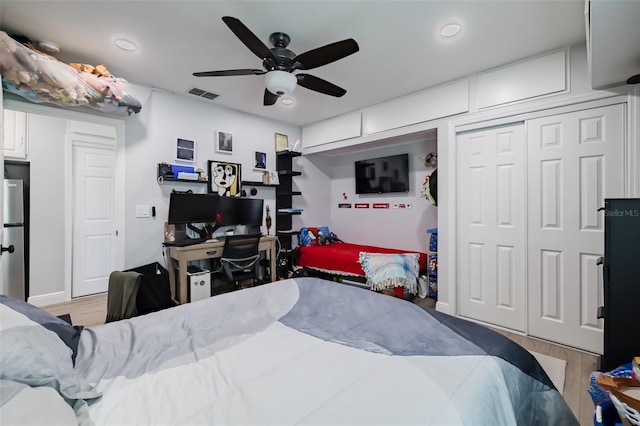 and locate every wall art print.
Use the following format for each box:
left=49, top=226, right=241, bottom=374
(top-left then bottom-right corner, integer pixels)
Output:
left=216, top=131, right=233, bottom=154
left=254, top=151, right=267, bottom=170
left=208, top=160, right=242, bottom=197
